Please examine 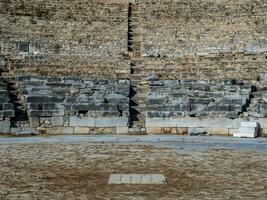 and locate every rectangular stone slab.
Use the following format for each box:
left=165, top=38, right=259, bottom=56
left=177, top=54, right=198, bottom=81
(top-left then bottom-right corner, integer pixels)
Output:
left=233, top=132, right=257, bottom=138
left=108, top=174, right=167, bottom=185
